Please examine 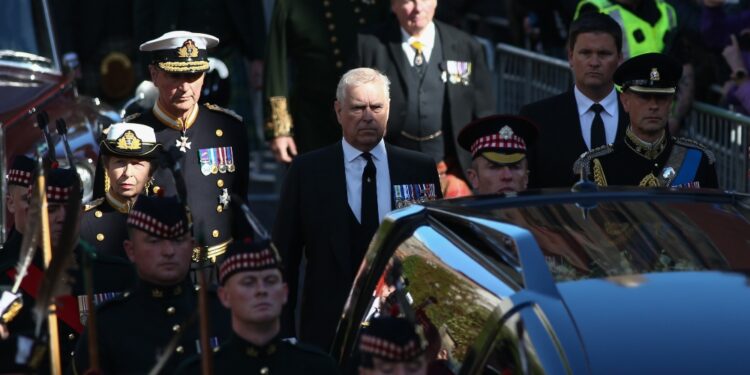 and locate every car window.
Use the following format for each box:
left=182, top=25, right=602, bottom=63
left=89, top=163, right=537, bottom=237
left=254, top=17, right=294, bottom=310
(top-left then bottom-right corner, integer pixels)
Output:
left=356, top=226, right=510, bottom=373
left=0, top=0, right=57, bottom=71
left=488, top=201, right=750, bottom=282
